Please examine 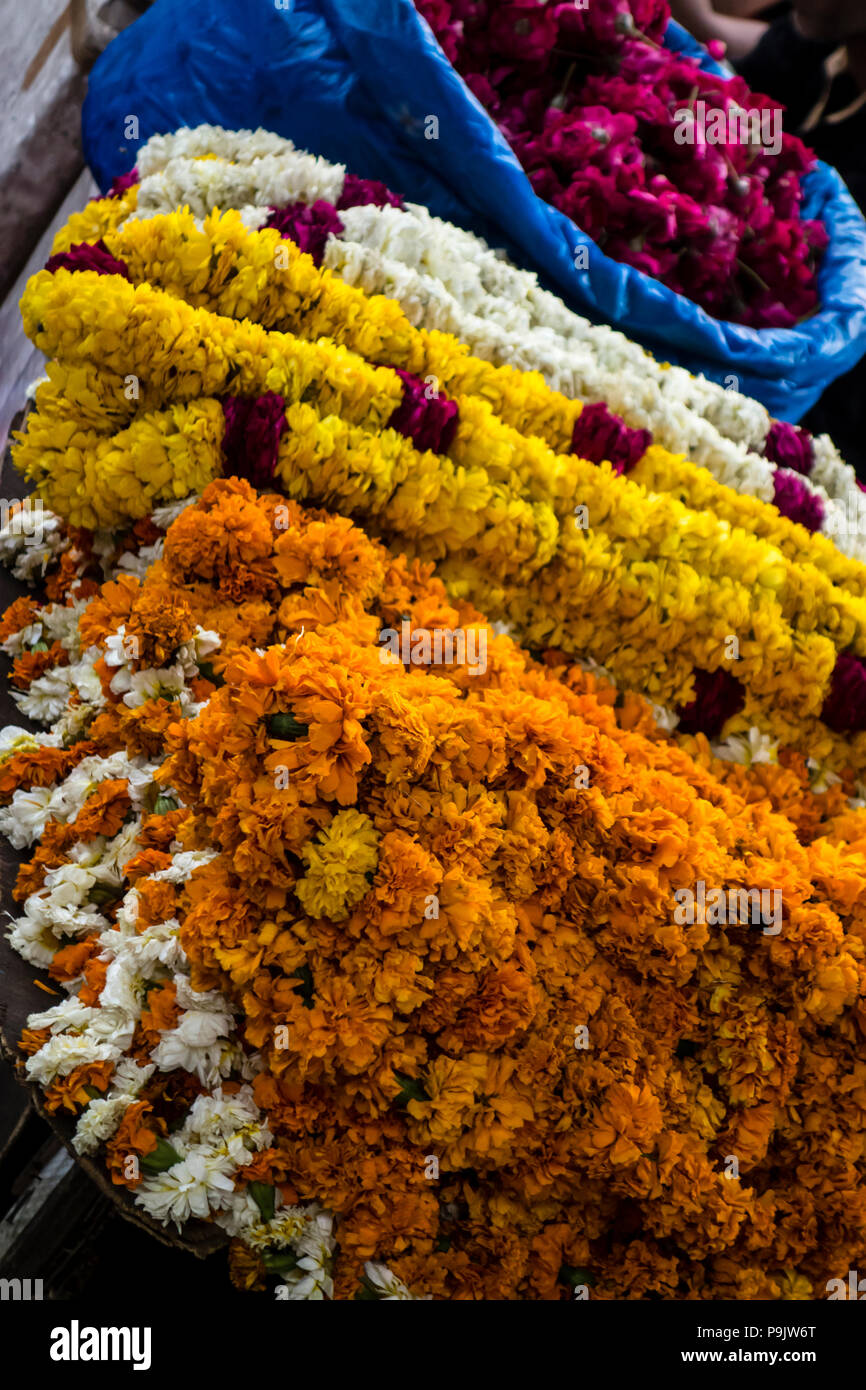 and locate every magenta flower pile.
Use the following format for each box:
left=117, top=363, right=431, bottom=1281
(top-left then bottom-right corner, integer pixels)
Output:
left=416, top=0, right=828, bottom=328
